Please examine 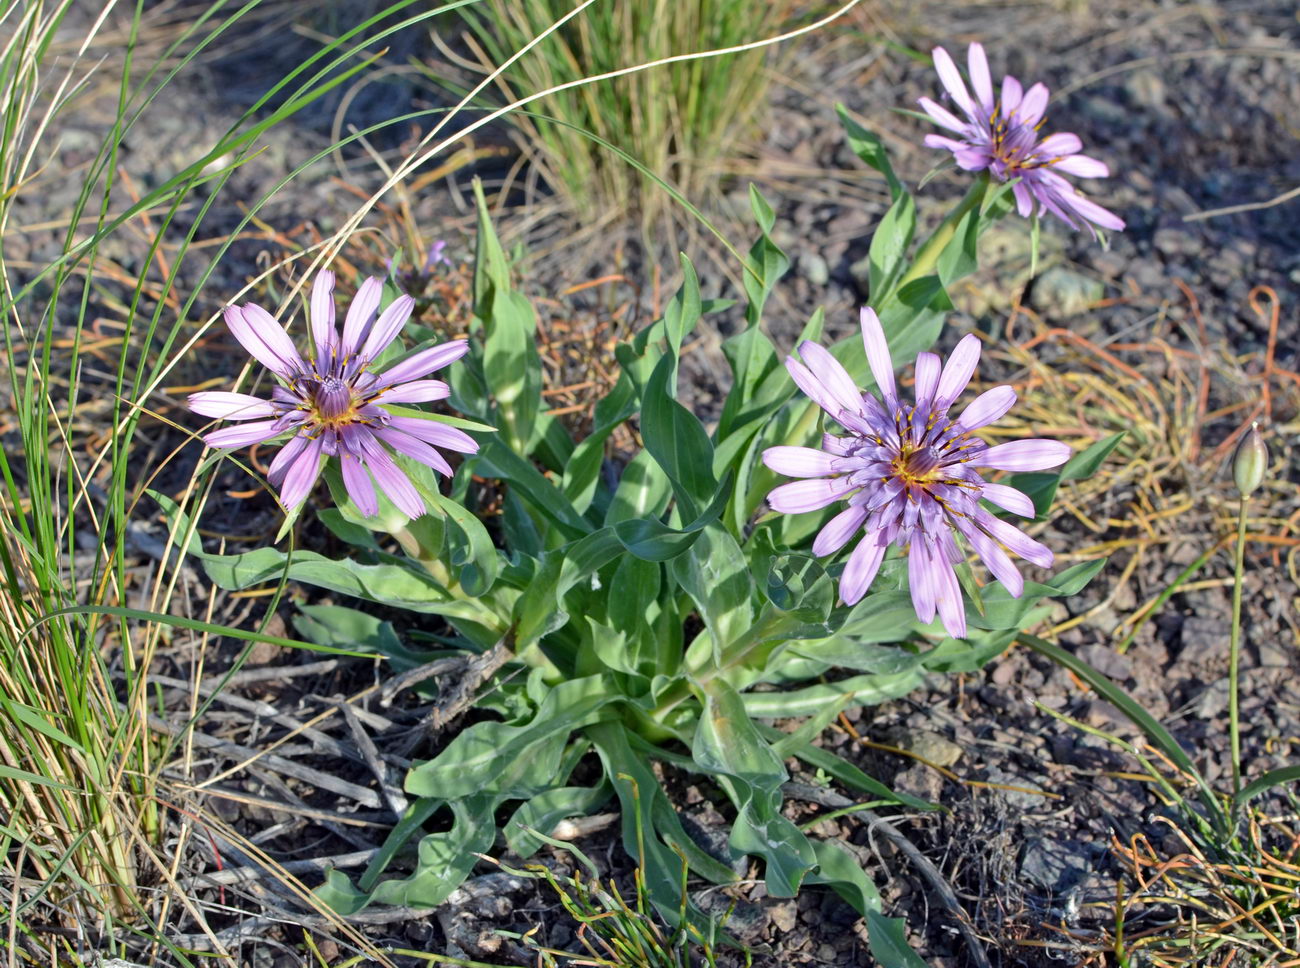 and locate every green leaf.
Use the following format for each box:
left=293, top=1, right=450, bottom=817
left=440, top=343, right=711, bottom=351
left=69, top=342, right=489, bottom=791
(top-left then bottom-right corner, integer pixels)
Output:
left=868, top=912, right=932, bottom=967
left=1062, top=431, right=1126, bottom=481
left=806, top=840, right=881, bottom=916
left=743, top=671, right=926, bottom=719
left=605, top=448, right=672, bottom=525
left=766, top=728, right=932, bottom=811
left=561, top=371, right=637, bottom=513
left=693, top=679, right=816, bottom=896
left=867, top=191, right=917, bottom=301
left=512, top=527, right=623, bottom=647
left=837, top=104, right=904, bottom=201
left=505, top=784, right=611, bottom=858
left=612, top=472, right=732, bottom=562
left=405, top=676, right=623, bottom=799
left=642, top=351, right=716, bottom=517
left=474, top=437, right=591, bottom=540
left=426, top=491, right=501, bottom=597
left=967, top=559, right=1107, bottom=632
left=1235, top=766, right=1300, bottom=808
left=671, top=525, right=753, bottom=656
